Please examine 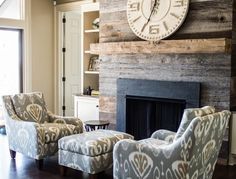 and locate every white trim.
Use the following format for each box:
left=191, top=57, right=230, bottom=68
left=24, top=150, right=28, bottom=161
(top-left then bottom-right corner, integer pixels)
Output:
left=23, top=0, right=31, bottom=92
left=54, top=4, right=58, bottom=114
left=56, top=0, right=92, bottom=12
left=54, top=0, right=92, bottom=114
left=0, top=18, right=24, bottom=28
